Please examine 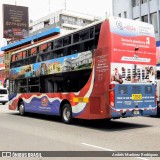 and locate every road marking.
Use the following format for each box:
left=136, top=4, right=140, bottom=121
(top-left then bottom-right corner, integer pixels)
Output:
left=81, top=143, right=149, bottom=160
left=81, top=143, right=113, bottom=151
left=137, top=158, right=149, bottom=160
